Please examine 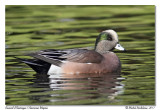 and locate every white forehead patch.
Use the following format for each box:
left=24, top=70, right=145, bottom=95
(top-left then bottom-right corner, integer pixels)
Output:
left=102, top=29, right=119, bottom=41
